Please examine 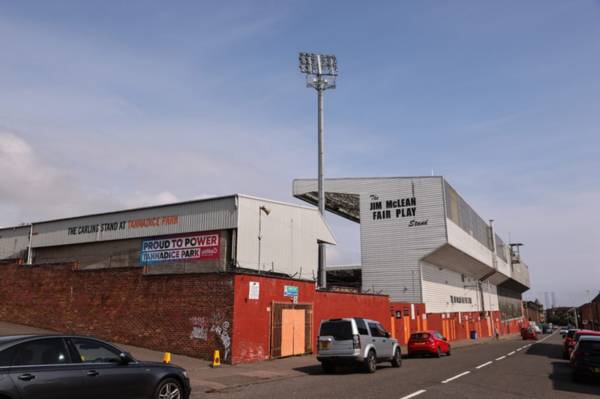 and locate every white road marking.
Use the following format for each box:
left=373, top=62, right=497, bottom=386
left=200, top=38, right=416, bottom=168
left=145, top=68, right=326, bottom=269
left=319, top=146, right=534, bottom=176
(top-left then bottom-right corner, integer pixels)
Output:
left=516, top=347, right=522, bottom=351
left=400, top=390, right=427, bottom=399
left=495, top=355, right=506, bottom=361
left=476, top=361, right=493, bottom=369
left=507, top=351, right=516, bottom=356
left=442, top=371, right=471, bottom=384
